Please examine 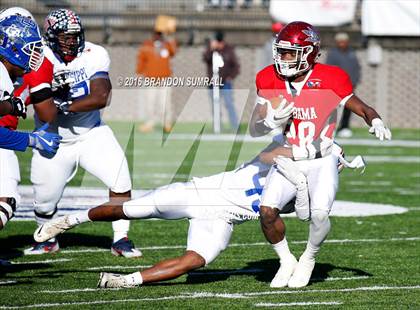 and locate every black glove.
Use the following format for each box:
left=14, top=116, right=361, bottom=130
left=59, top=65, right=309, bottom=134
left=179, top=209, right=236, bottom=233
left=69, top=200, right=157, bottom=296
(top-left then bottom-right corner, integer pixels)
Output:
left=6, top=95, right=27, bottom=119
